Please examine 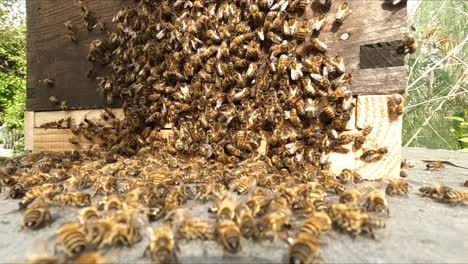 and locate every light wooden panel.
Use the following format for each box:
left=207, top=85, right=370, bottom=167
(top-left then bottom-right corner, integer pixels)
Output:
left=24, top=111, right=35, bottom=151
left=355, top=95, right=402, bottom=179
left=33, top=128, right=94, bottom=151
left=34, top=108, right=124, bottom=128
